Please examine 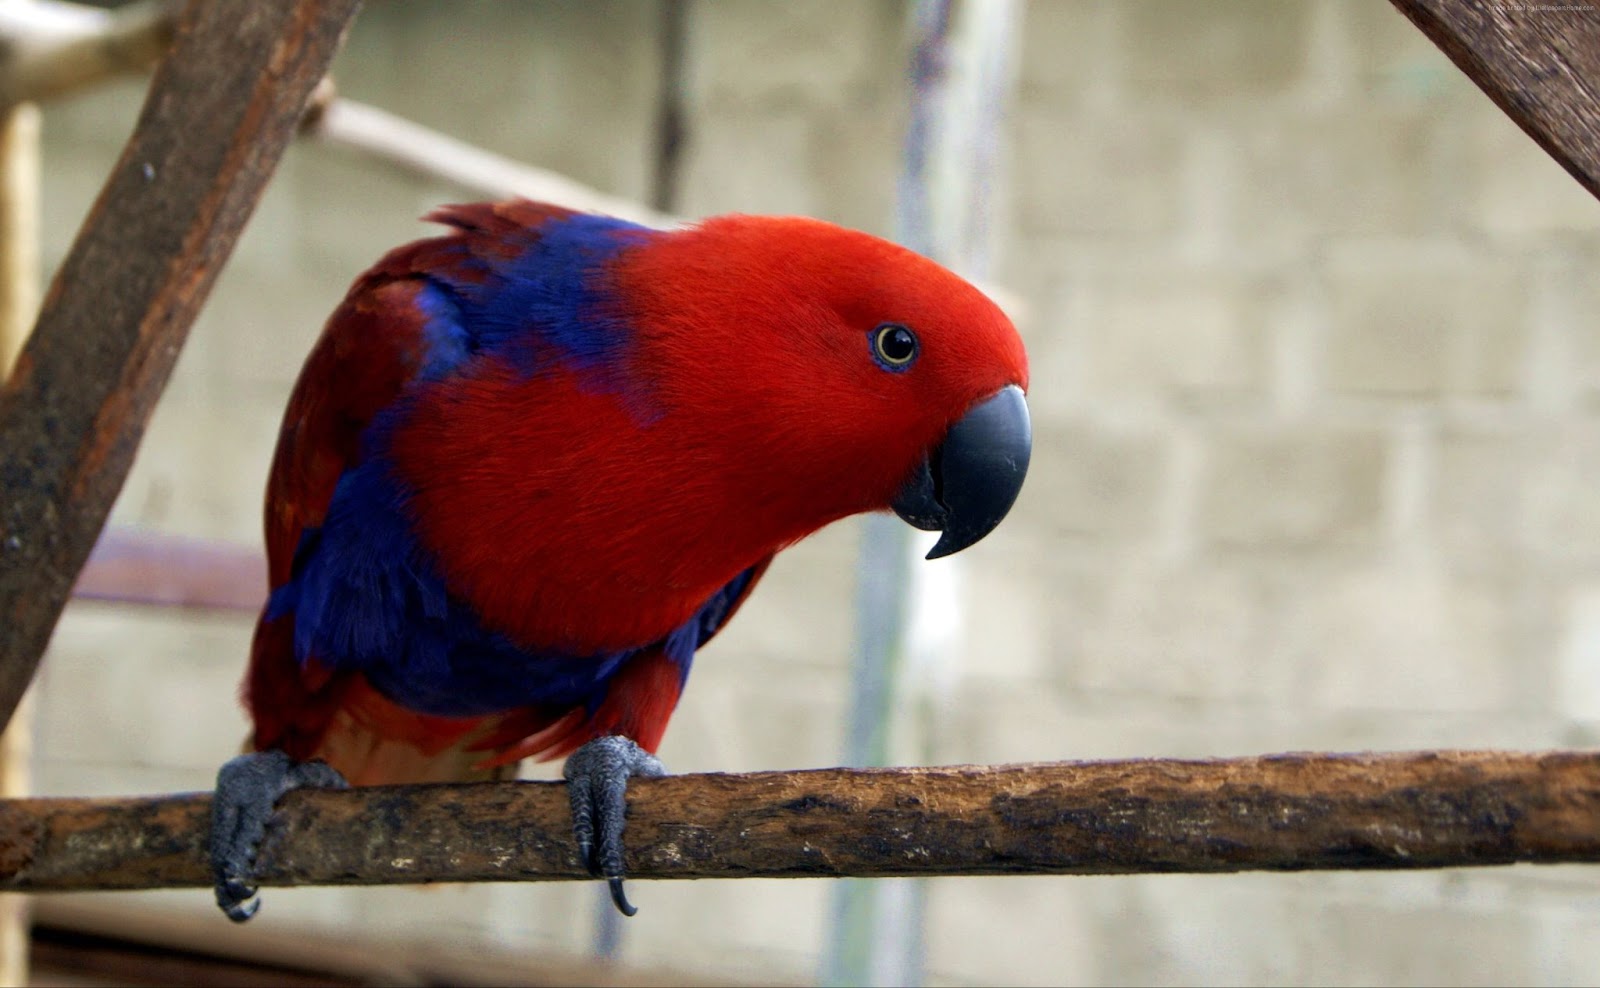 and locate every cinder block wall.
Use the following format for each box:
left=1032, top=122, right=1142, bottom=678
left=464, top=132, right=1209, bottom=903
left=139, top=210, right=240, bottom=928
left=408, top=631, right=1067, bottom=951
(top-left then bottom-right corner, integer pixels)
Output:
left=26, top=2, right=1600, bottom=985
